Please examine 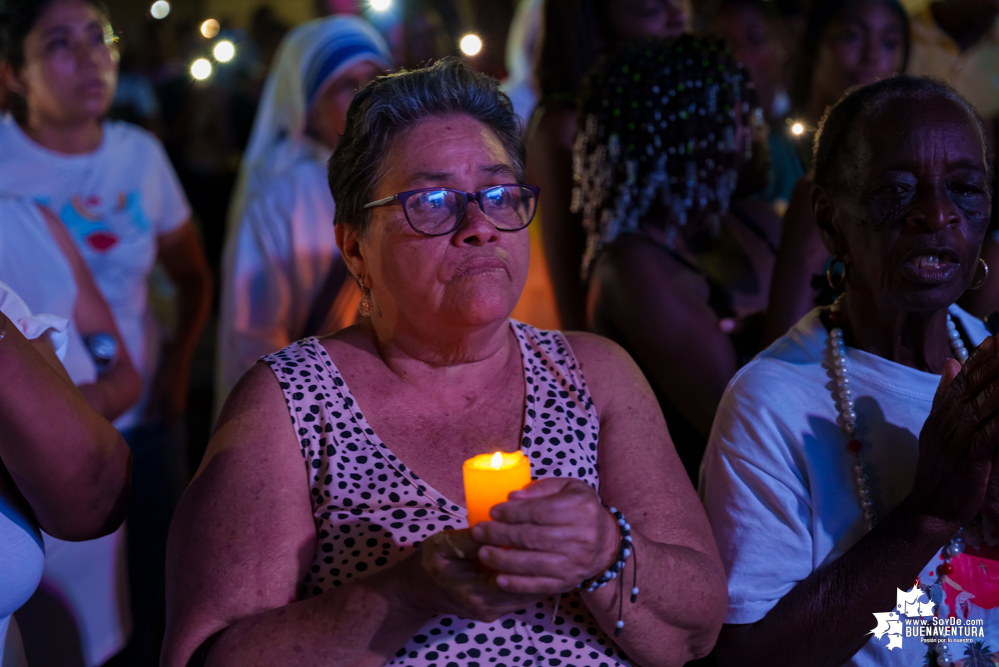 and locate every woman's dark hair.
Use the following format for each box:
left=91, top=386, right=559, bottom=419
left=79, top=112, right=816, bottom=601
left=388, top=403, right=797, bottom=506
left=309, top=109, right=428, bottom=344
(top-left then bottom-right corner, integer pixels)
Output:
left=790, top=0, right=910, bottom=115
left=0, top=0, right=111, bottom=116
left=533, top=0, right=614, bottom=103
left=329, top=57, right=524, bottom=237
left=573, top=35, right=762, bottom=275
left=813, top=75, right=991, bottom=193
left=0, top=0, right=111, bottom=68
